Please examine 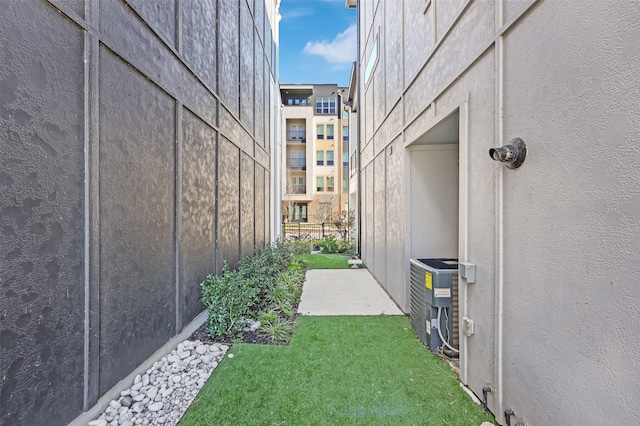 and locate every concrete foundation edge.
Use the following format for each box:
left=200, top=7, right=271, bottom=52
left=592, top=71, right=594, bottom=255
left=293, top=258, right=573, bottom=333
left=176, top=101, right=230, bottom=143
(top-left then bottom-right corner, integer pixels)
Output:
left=67, top=310, right=208, bottom=426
